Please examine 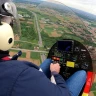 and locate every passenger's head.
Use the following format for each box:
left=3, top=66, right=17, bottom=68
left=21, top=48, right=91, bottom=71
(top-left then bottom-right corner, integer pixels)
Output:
left=0, top=0, right=20, bottom=51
